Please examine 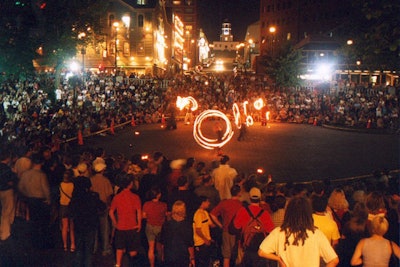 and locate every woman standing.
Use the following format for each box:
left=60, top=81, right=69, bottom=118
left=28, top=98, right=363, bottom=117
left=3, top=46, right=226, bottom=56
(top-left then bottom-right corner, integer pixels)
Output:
left=351, top=216, right=400, bottom=267
left=59, top=169, right=75, bottom=252
left=142, top=187, right=168, bottom=267
left=159, top=201, right=195, bottom=267
left=258, top=196, right=339, bottom=267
